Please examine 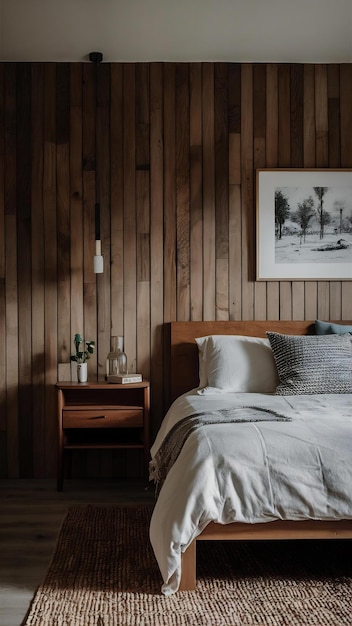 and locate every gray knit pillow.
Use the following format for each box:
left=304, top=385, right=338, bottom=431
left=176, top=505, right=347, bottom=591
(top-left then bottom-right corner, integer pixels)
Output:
left=266, top=332, right=352, bottom=395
